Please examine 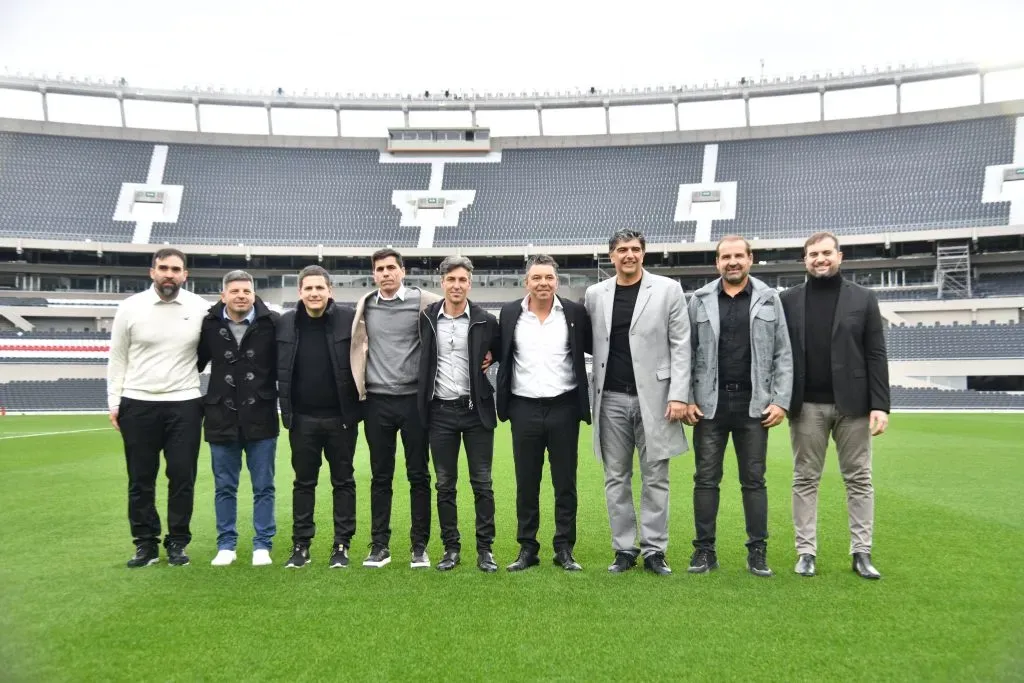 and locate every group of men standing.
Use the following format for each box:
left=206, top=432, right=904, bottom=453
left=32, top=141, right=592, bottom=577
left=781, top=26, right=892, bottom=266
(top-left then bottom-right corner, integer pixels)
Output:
left=108, top=227, right=889, bottom=579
